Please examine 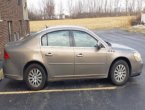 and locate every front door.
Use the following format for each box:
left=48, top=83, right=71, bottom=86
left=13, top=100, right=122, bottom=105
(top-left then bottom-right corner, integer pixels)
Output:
left=41, top=30, right=74, bottom=78
left=72, top=31, right=107, bottom=77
